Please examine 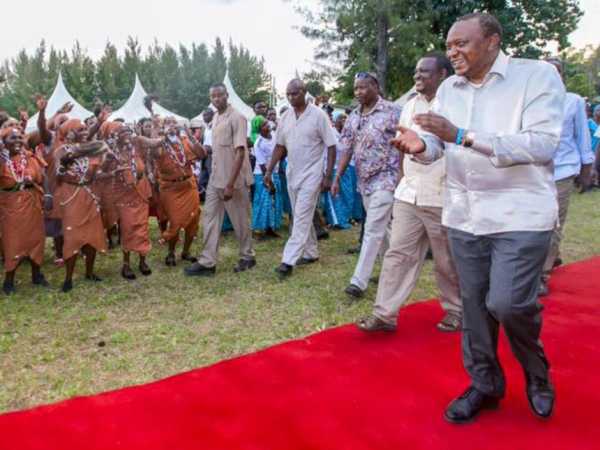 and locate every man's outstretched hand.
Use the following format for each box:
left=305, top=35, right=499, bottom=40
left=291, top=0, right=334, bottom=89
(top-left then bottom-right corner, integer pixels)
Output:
left=390, top=126, right=426, bottom=154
